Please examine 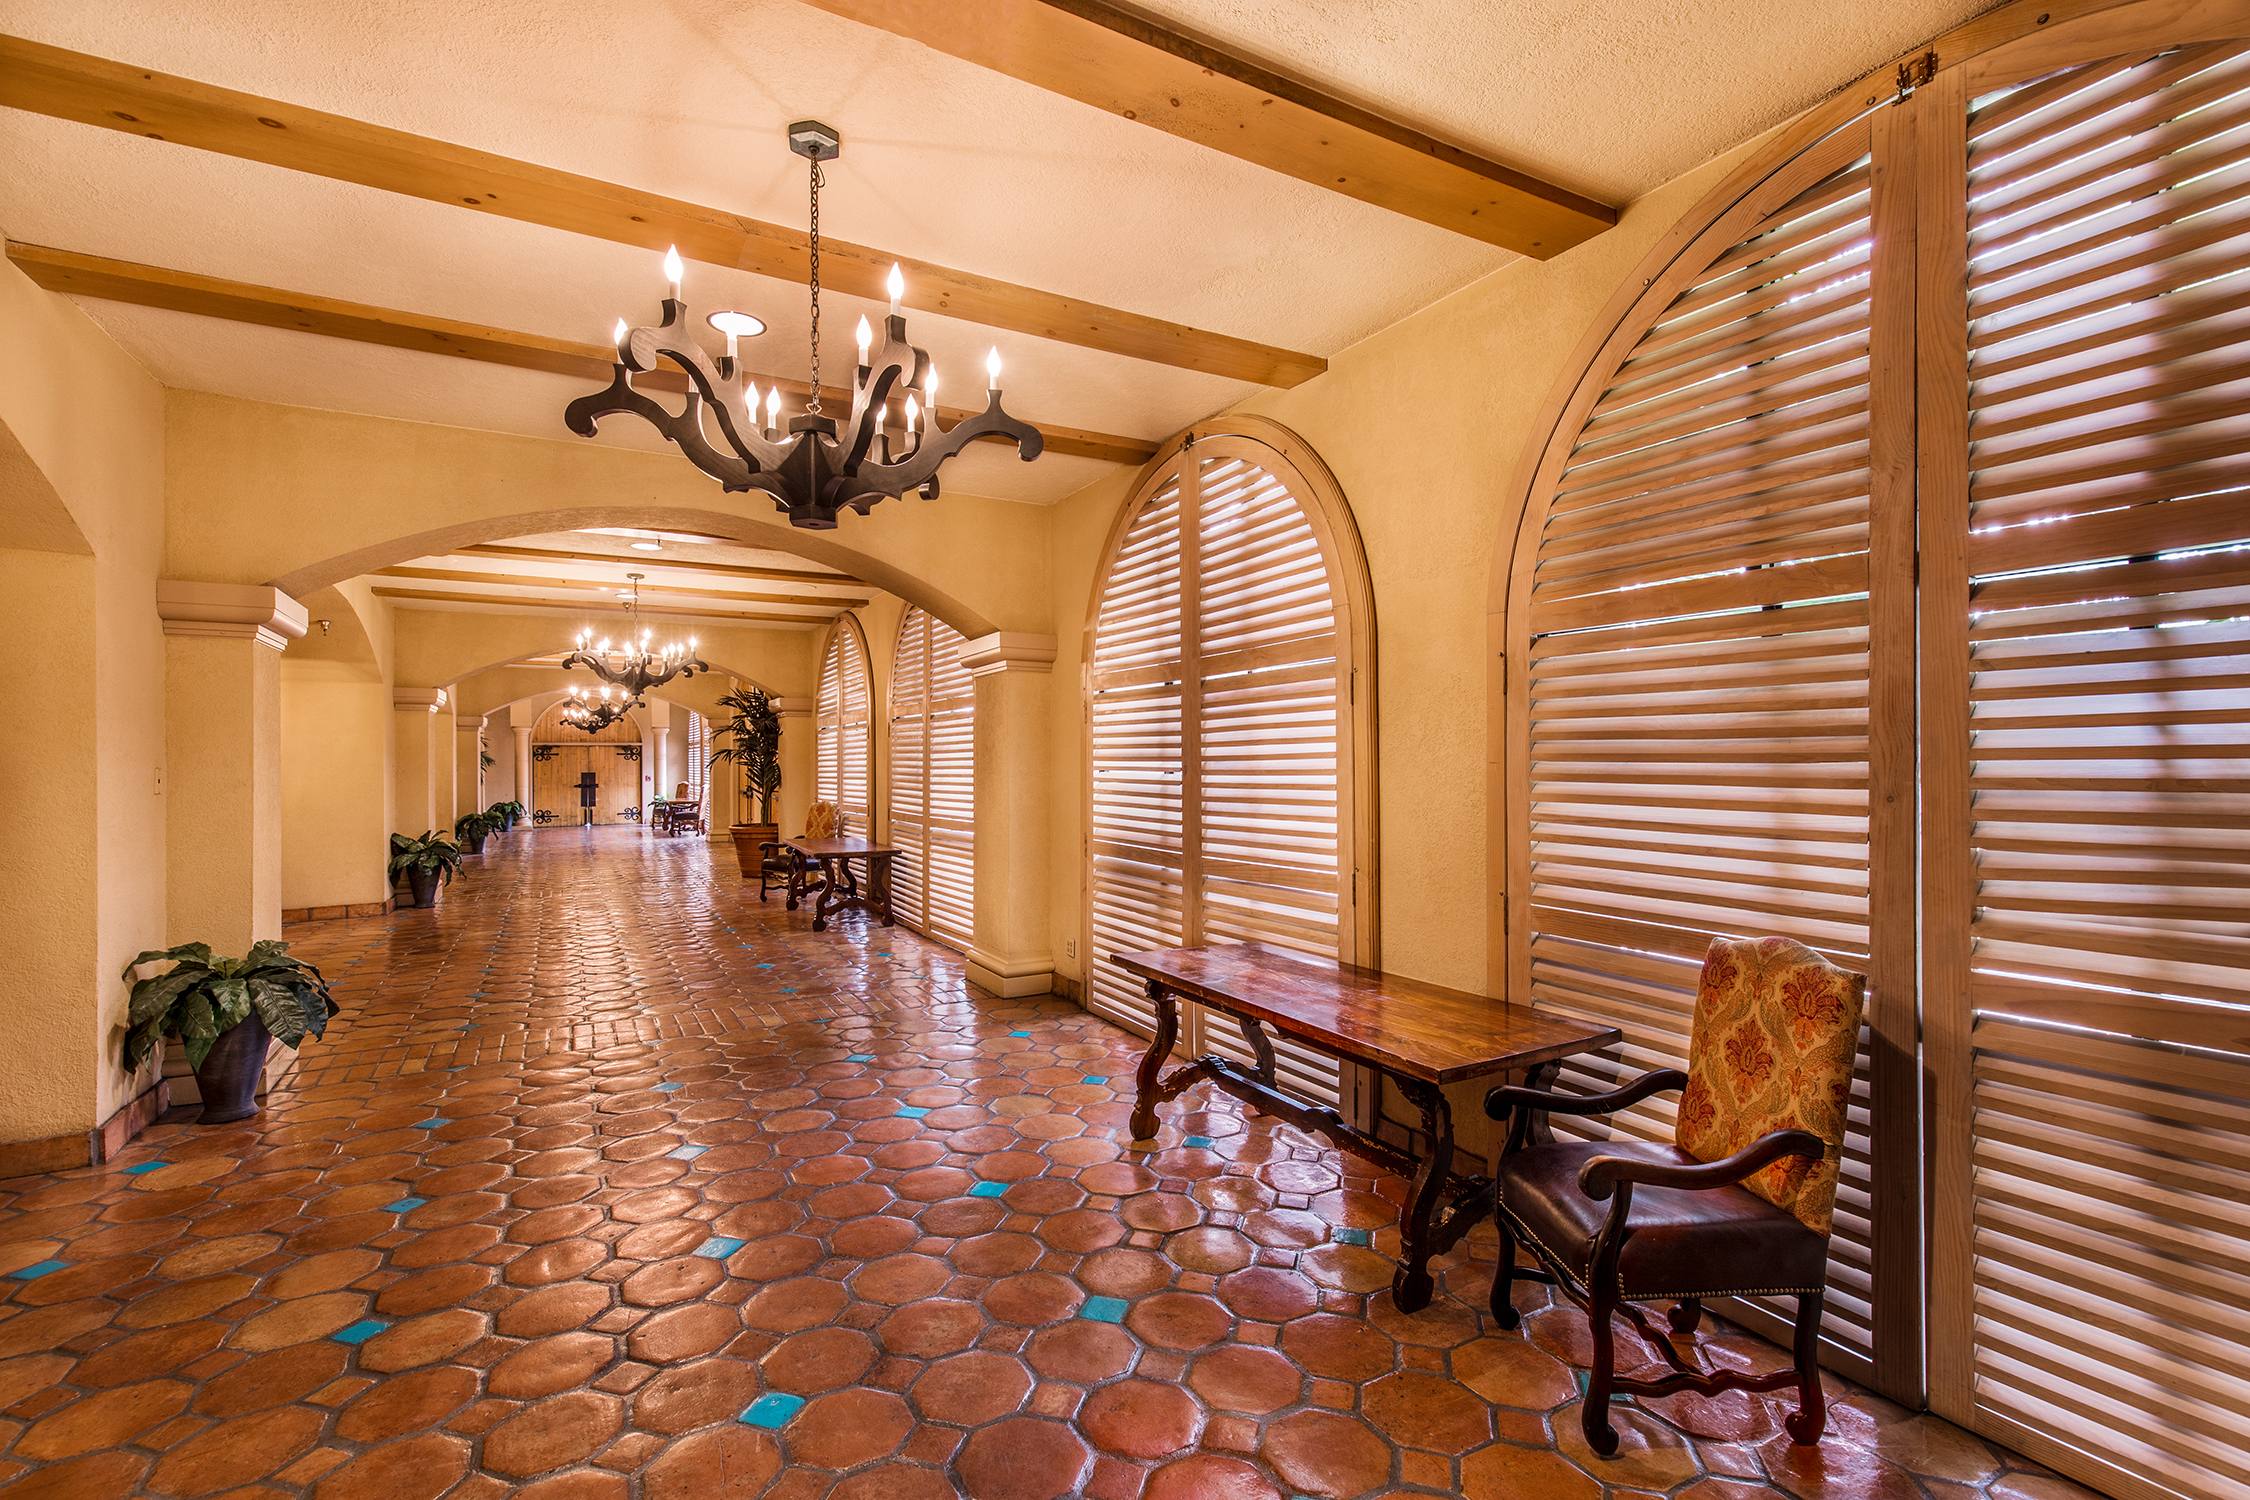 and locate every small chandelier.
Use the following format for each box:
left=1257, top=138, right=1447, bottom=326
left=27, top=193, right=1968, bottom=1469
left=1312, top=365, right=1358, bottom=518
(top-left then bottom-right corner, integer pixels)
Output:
left=561, top=684, right=634, bottom=735
left=562, top=574, right=707, bottom=699
left=564, top=121, right=1043, bottom=530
